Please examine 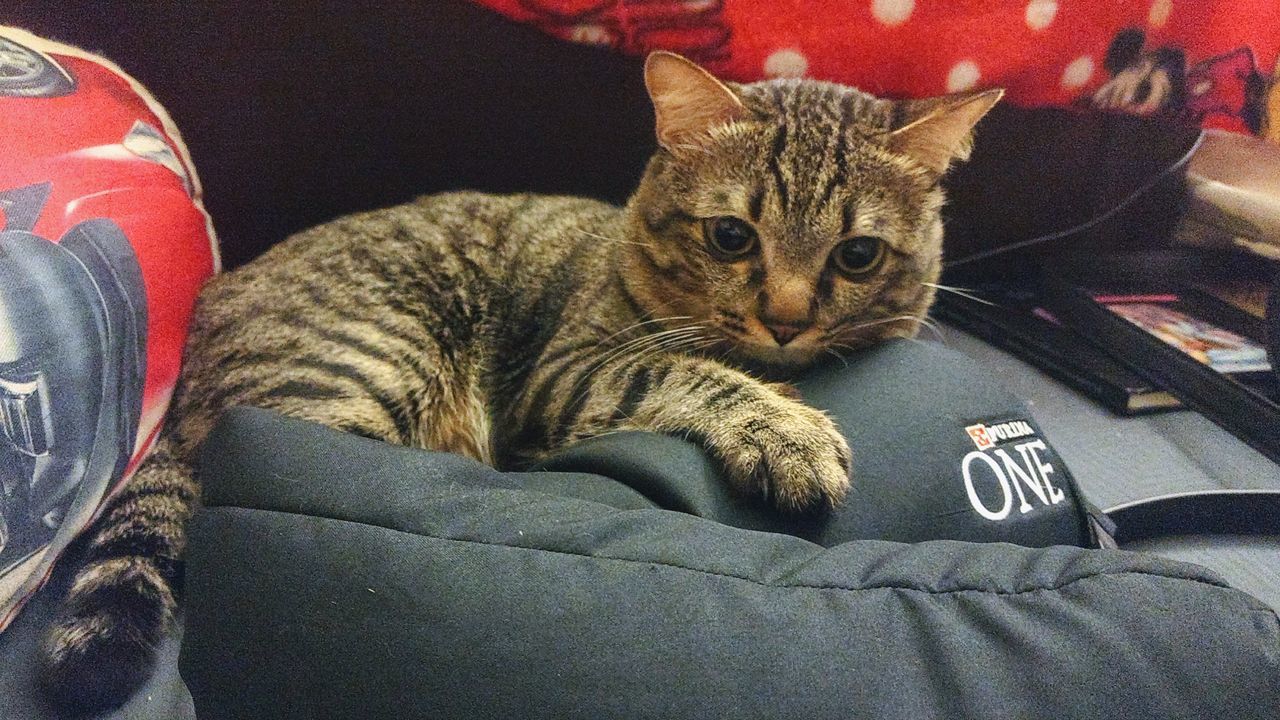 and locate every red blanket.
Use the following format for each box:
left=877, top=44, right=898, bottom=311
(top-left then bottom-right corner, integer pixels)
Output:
left=474, top=1, right=1280, bottom=140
